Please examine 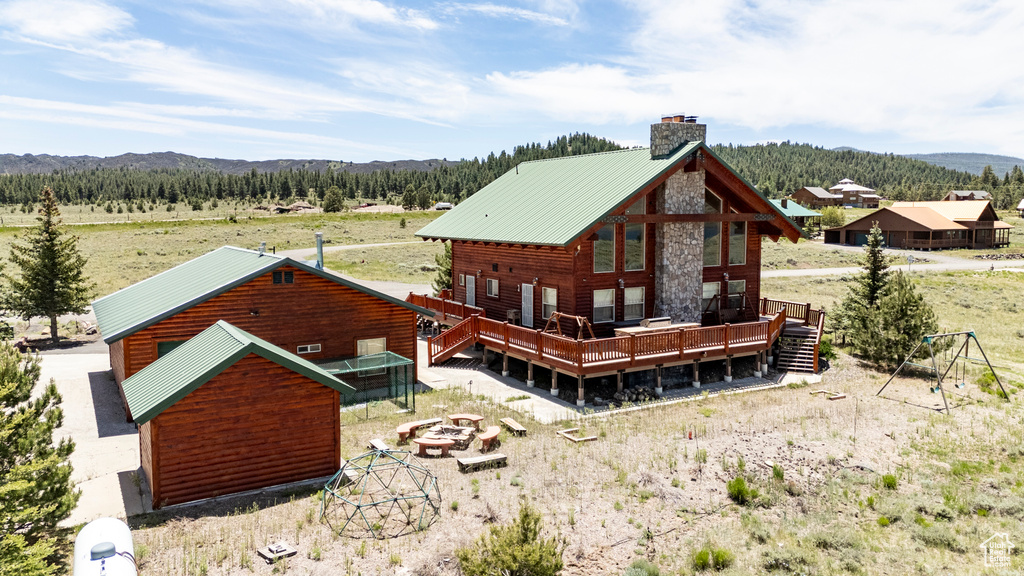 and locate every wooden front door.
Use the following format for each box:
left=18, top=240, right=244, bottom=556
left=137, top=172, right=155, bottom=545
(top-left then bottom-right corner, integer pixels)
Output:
left=466, top=275, right=476, bottom=307
left=521, top=284, right=534, bottom=328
